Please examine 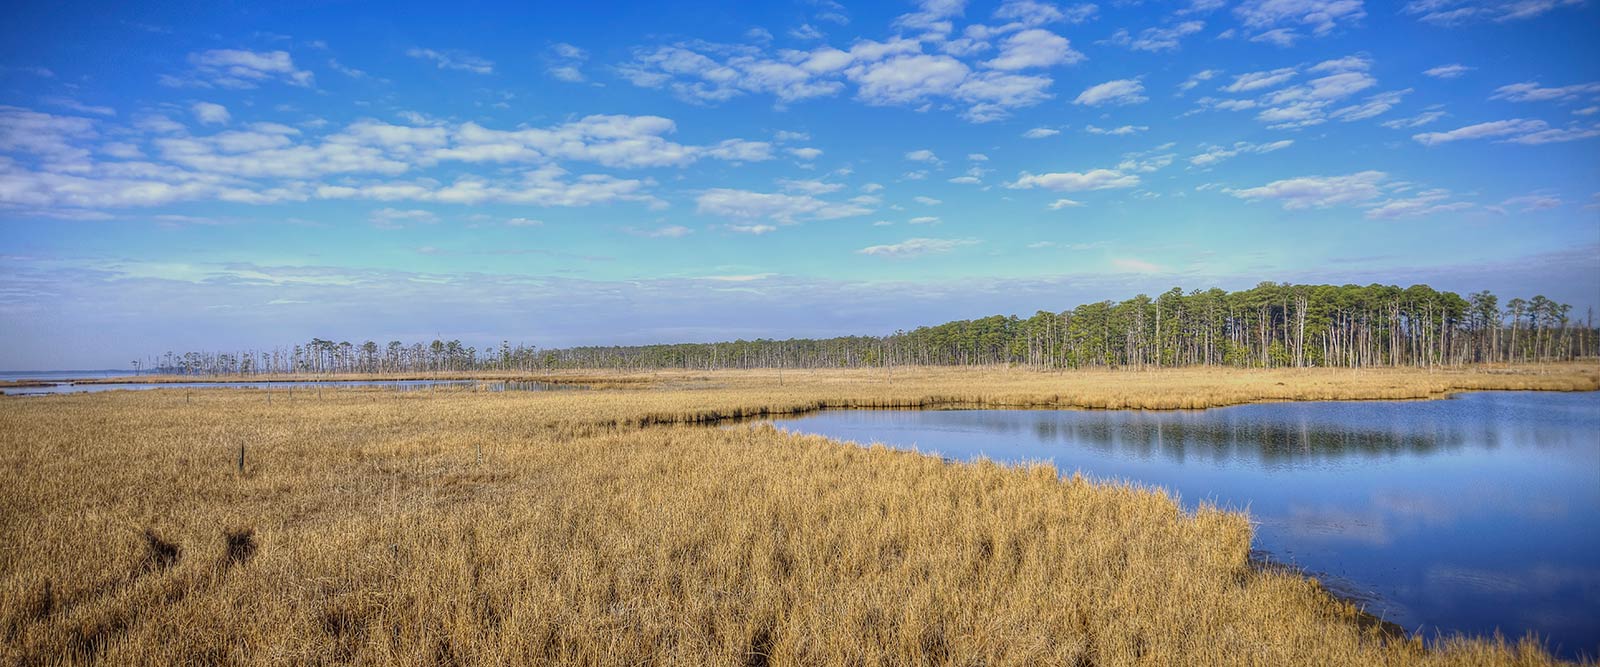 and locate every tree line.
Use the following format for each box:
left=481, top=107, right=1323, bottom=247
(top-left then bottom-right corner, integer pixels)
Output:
left=146, top=283, right=1596, bottom=376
